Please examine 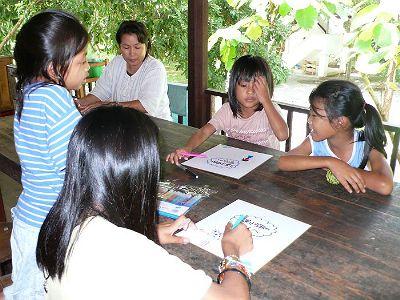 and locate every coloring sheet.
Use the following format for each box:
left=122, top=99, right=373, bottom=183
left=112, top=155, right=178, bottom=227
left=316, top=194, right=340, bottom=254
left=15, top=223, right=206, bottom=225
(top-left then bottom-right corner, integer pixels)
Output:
left=179, top=200, right=311, bottom=273
left=181, top=144, right=272, bottom=179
